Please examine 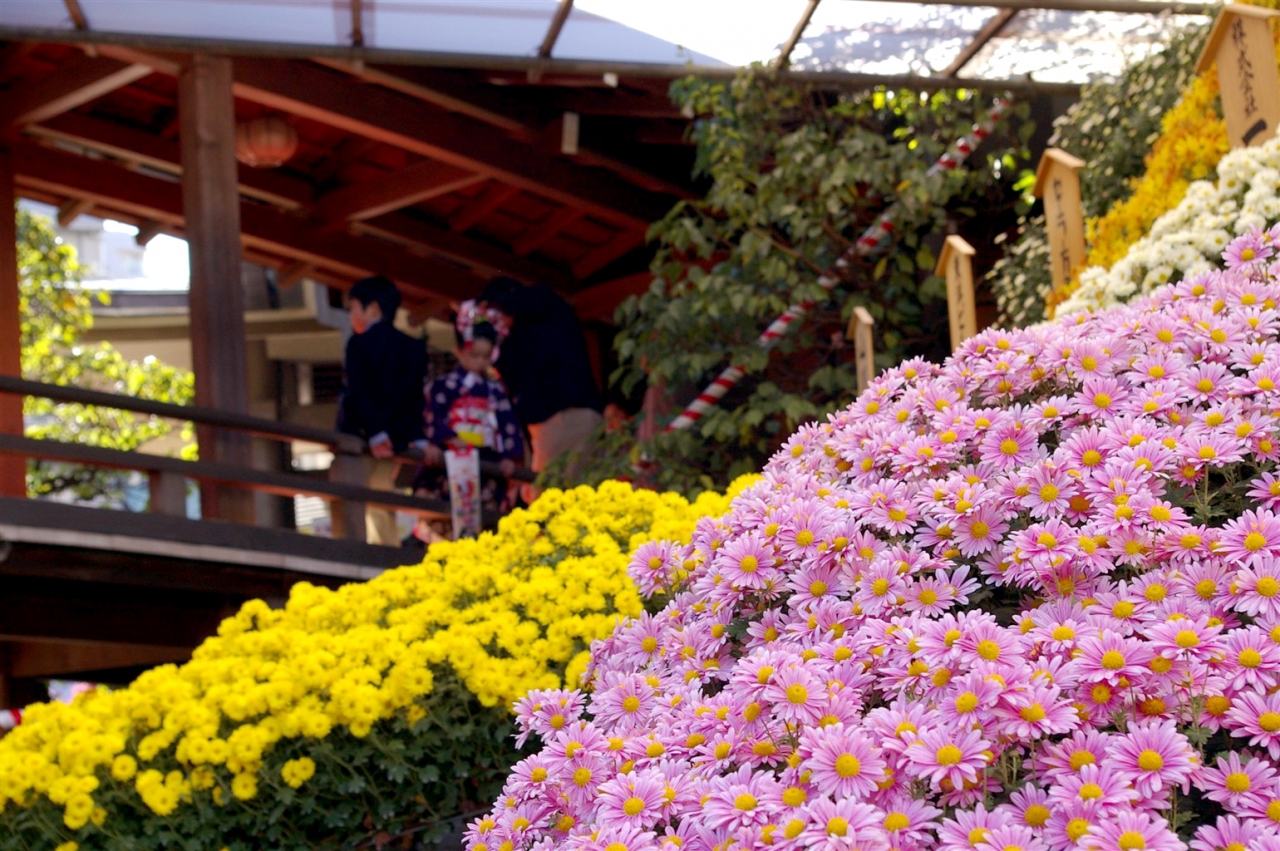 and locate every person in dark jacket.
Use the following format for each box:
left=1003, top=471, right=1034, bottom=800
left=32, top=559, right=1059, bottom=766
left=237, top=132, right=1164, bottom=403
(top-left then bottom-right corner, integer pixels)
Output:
left=478, top=276, right=602, bottom=497
left=337, top=275, right=427, bottom=544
